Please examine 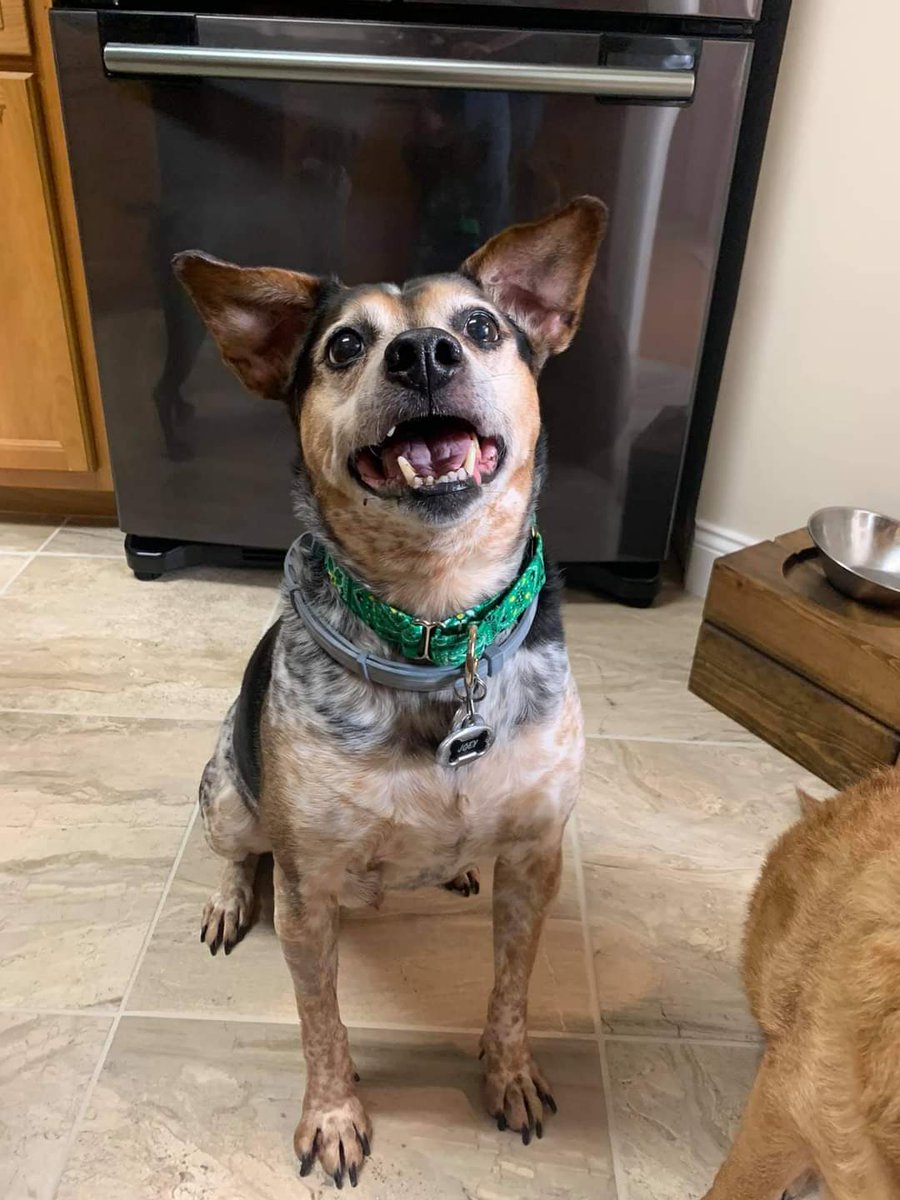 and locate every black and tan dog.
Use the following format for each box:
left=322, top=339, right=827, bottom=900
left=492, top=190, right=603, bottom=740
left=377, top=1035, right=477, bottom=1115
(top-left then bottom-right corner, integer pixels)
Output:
left=175, top=196, right=607, bottom=1187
